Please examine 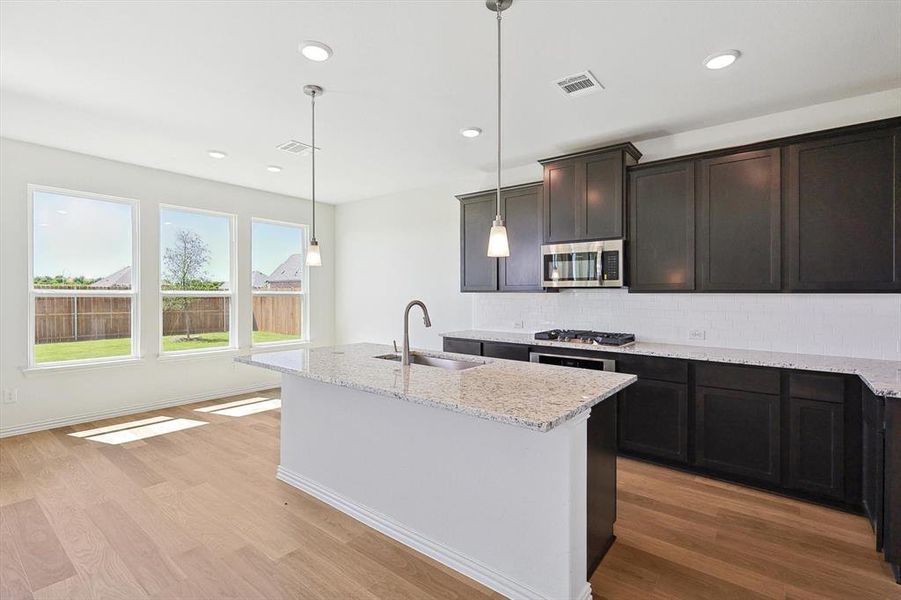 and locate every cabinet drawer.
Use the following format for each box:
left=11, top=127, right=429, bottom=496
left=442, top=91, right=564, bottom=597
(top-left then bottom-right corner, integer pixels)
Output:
left=790, top=372, right=844, bottom=403
left=695, top=362, right=780, bottom=395
left=616, top=355, right=687, bottom=383
left=443, top=338, right=482, bottom=356
left=482, top=342, right=530, bottom=362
